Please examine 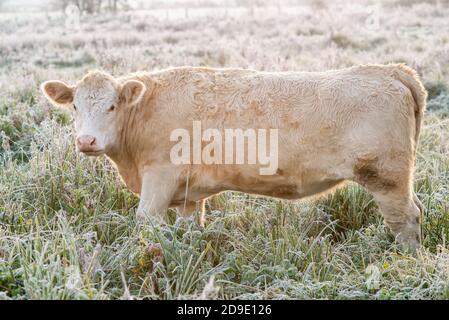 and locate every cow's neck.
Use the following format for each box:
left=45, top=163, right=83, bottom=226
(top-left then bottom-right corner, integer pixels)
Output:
left=106, top=154, right=141, bottom=194
left=106, top=105, right=144, bottom=194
